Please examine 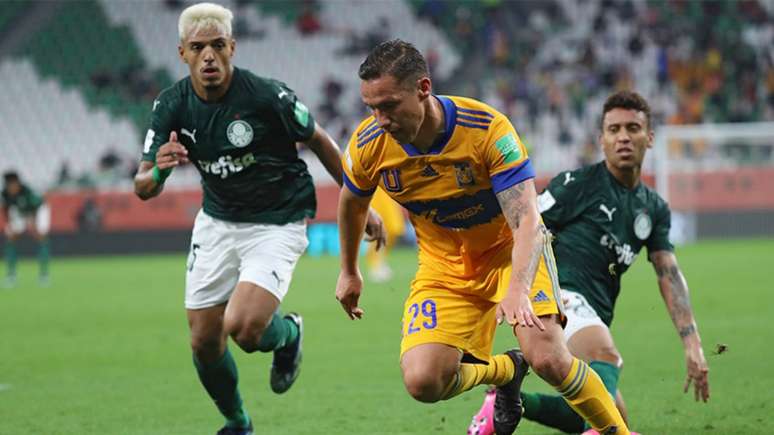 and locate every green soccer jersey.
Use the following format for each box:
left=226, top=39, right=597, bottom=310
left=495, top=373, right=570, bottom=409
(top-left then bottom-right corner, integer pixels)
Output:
left=537, top=161, right=673, bottom=325
left=2, top=184, right=43, bottom=215
left=142, top=67, right=317, bottom=224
